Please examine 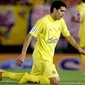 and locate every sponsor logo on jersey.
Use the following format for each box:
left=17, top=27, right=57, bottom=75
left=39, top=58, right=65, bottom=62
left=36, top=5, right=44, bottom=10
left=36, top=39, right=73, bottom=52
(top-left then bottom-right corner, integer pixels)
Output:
left=46, top=37, right=58, bottom=44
